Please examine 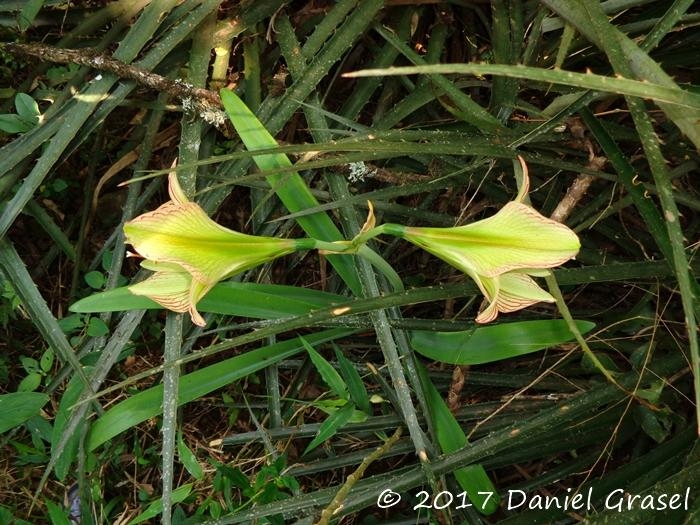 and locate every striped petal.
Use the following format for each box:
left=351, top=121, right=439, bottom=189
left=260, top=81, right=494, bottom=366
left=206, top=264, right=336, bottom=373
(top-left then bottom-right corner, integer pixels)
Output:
left=128, top=261, right=209, bottom=326
left=403, top=201, right=580, bottom=278
left=124, top=175, right=297, bottom=286
left=124, top=173, right=300, bottom=326
left=475, top=272, right=555, bottom=324
left=386, top=162, right=579, bottom=323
